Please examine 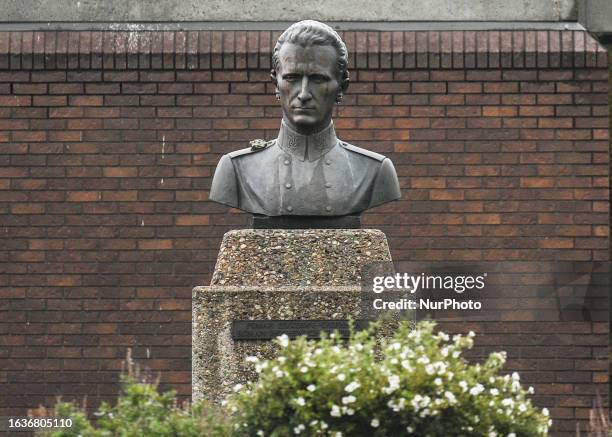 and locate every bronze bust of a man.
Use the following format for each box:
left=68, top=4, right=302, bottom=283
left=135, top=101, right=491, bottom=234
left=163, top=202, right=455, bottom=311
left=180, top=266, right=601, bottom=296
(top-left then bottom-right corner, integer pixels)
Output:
left=210, top=20, right=400, bottom=220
